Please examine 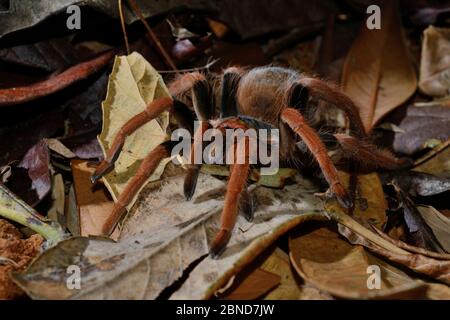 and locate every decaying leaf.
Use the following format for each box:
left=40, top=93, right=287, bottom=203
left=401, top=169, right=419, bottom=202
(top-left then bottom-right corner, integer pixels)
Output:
left=414, top=145, right=450, bottom=177
left=380, top=171, right=450, bottom=197
left=70, top=160, right=118, bottom=239
left=0, top=36, right=81, bottom=72
left=221, top=268, right=281, bottom=300
left=221, top=247, right=333, bottom=300
left=17, top=140, right=51, bottom=201
left=98, top=52, right=171, bottom=208
left=371, top=225, right=450, bottom=260
left=338, top=223, right=450, bottom=286
left=337, top=172, right=387, bottom=229
left=392, top=106, right=450, bottom=155
left=13, top=170, right=324, bottom=299
left=341, top=0, right=417, bottom=133
left=0, top=0, right=217, bottom=39
left=419, top=26, right=450, bottom=97
left=261, top=248, right=333, bottom=300
left=388, top=185, right=445, bottom=253
left=417, top=205, right=450, bottom=252
left=289, top=221, right=447, bottom=299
